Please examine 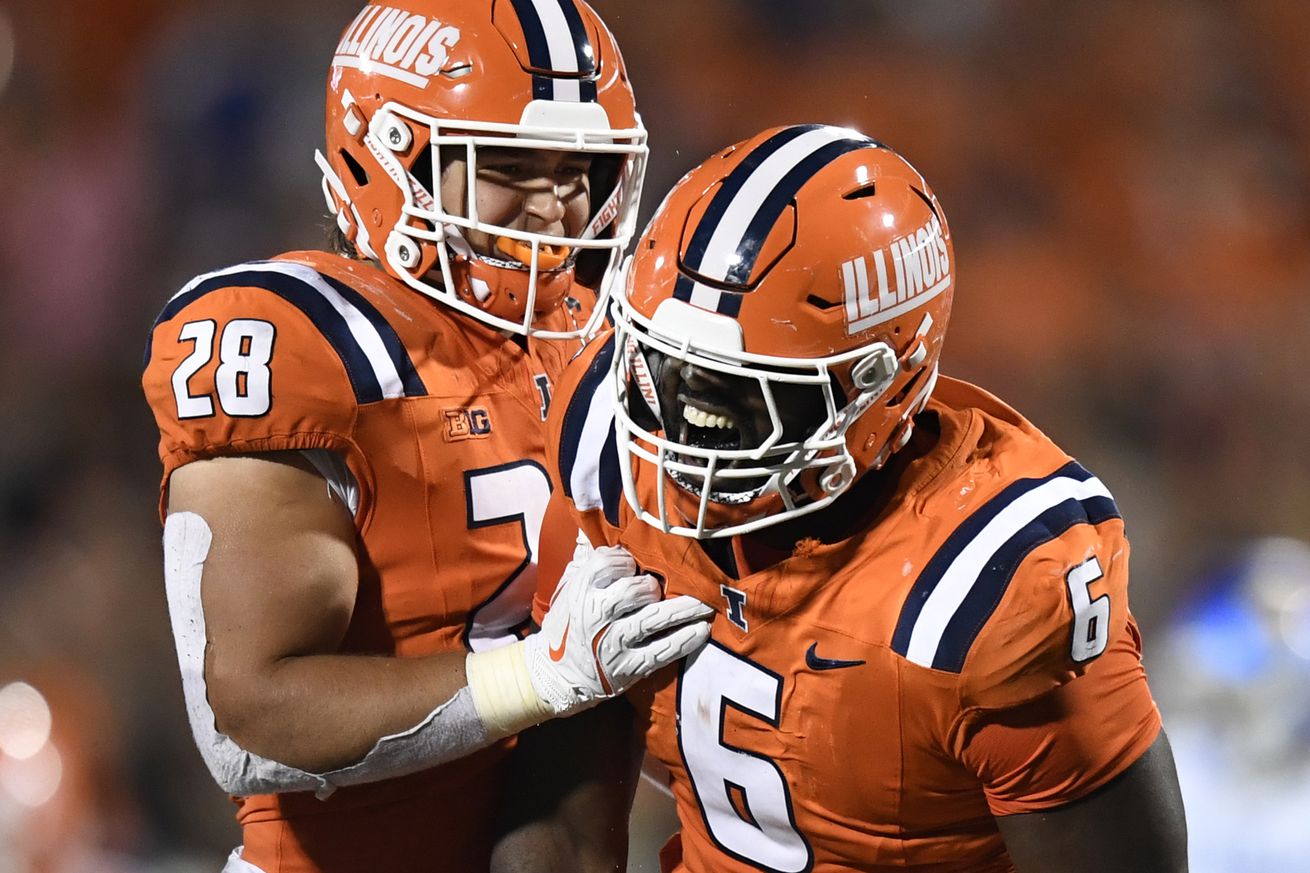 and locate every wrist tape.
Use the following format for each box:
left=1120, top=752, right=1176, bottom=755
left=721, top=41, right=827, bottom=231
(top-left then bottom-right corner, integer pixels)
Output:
left=464, top=642, right=554, bottom=738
